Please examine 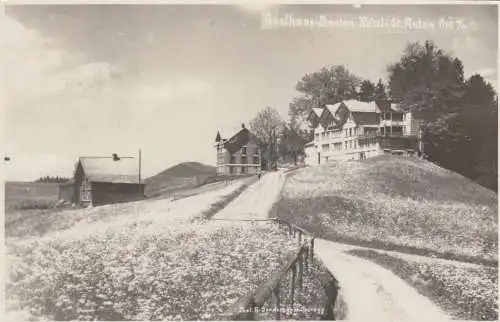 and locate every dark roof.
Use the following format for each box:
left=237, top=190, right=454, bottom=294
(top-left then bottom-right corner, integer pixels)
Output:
left=351, top=112, right=379, bottom=126
left=79, top=157, right=142, bottom=184
left=223, top=128, right=258, bottom=153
